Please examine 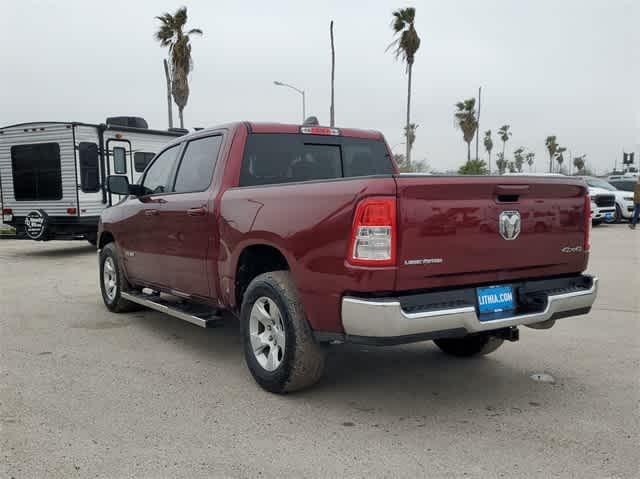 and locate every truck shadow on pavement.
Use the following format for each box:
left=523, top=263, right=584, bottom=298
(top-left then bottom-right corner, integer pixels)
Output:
left=130, top=311, right=552, bottom=419
left=17, top=244, right=96, bottom=258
